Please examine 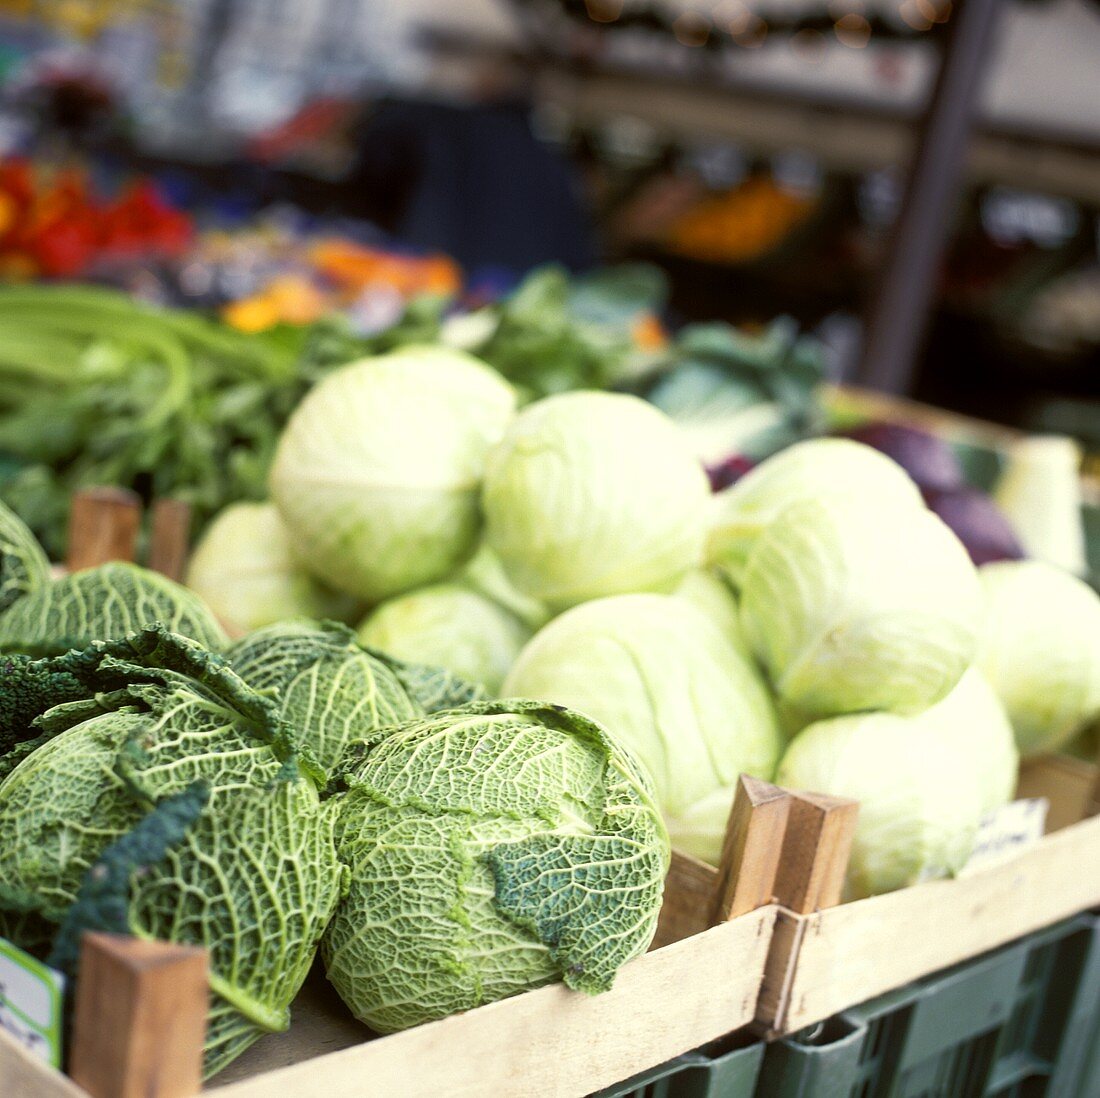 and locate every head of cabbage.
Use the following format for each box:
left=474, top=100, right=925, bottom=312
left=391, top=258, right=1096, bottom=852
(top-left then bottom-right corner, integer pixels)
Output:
left=270, top=346, right=517, bottom=602
left=673, top=567, right=749, bottom=658
left=357, top=582, right=532, bottom=695
left=322, top=699, right=669, bottom=1032
left=775, top=680, right=1001, bottom=897
left=186, top=502, right=362, bottom=638
left=0, top=560, right=228, bottom=656
left=460, top=542, right=550, bottom=632
left=503, top=593, right=781, bottom=864
left=976, top=560, right=1100, bottom=755
left=228, top=619, right=486, bottom=774
left=0, top=627, right=343, bottom=1076
left=482, top=391, right=711, bottom=610
left=707, top=438, right=923, bottom=587
left=739, top=495, right=982, bottom=719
